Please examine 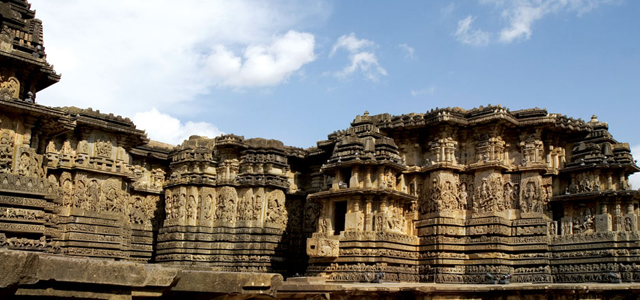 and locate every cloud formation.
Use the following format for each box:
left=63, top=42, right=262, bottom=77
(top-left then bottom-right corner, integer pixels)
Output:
left=30, top=0, right=327, bottom=116
left=205, top=30, right=316, bottom=88
left=133, top=108, right=223, bottom=145
left=455, top=16, right=491, bottom=46
left=399, top=44, right=416, bottom=59
left=29, top=0, right=328, bottom=145
left=330, top=33, right=387, bottom=81
left=482, top=0, right=618, bottom=43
